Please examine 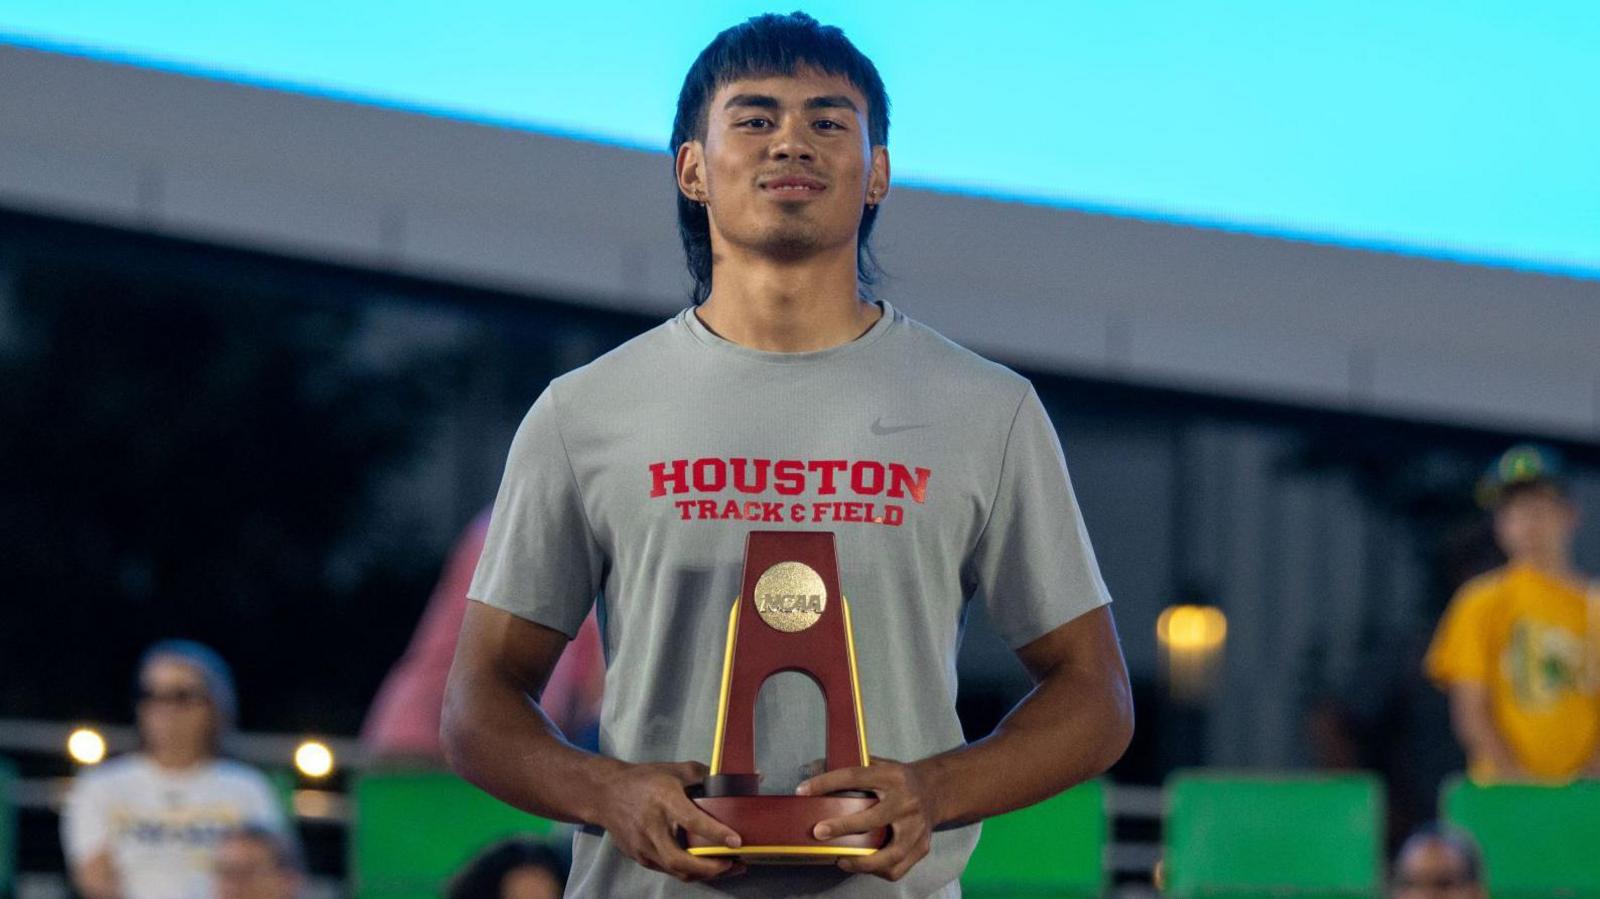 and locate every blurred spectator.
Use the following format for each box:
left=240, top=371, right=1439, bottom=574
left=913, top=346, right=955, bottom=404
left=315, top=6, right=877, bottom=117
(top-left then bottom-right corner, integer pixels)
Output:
left=61, top=640, right=287, bottom=899
left=1425, top=444, right=1600, bottom=782
left=1305, top=693, right=1365, bottom=770
left=1390, top=824, right=1485, bottom=899
left=363, top=510, right=604, bottom=761
left=446, top=837, right=569, bottom=899
left=214, top=823, right=305, bottom=899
